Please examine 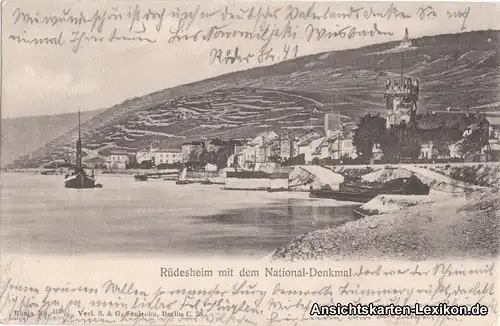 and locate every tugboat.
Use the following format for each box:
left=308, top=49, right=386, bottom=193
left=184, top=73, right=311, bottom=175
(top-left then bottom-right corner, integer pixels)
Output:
left=64, top=112, right=102, bottom=189
left=309, top=175, right=429, bottom=203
